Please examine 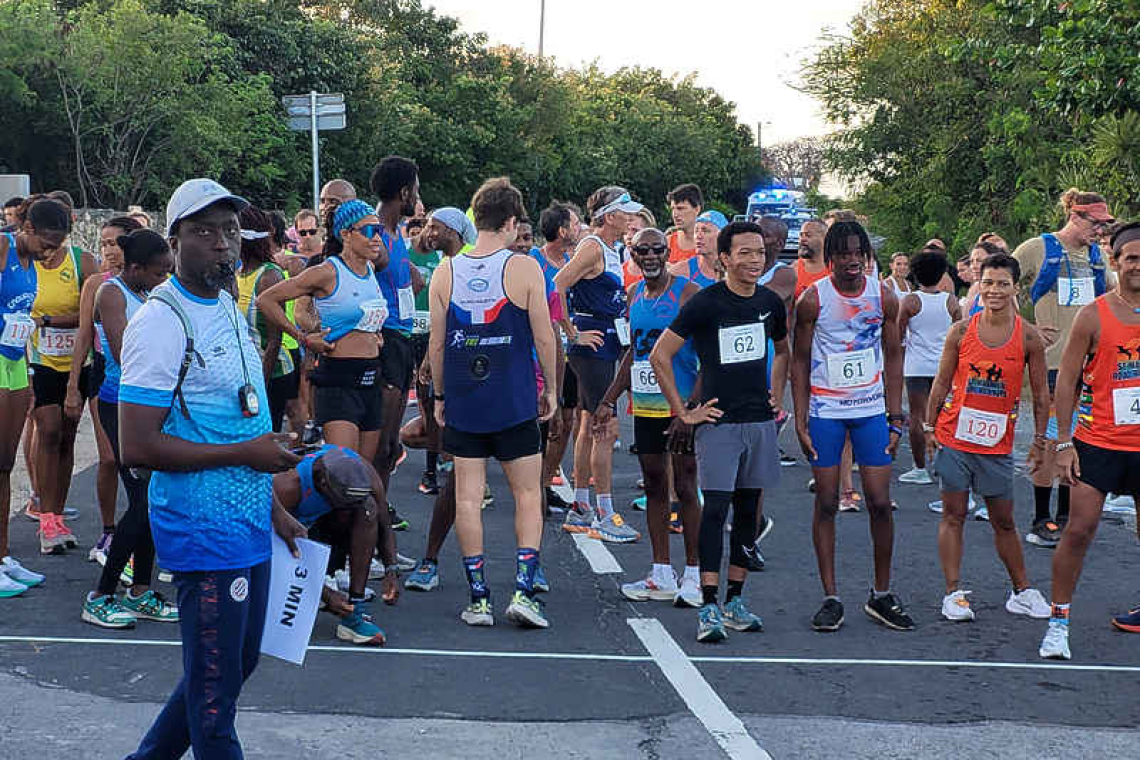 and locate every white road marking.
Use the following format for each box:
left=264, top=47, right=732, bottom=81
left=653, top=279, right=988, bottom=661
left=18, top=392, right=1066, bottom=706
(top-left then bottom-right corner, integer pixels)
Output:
left=3, top=634, right=1140, bottom=674
left=627, top=618, right=771, bottom=760
left=571, top=532, right=623, bottom=574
